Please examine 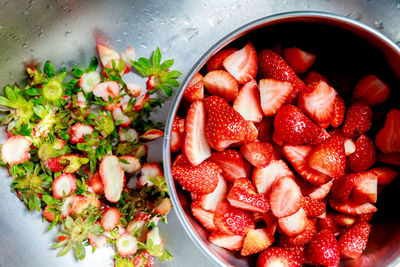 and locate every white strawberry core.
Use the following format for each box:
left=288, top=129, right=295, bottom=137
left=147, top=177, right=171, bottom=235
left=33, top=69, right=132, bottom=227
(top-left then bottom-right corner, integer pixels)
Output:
left=344, top=139, right=356, bottom=156
left=116, top=234, right=137, bottom=256
left=81, top=72, right=101, bottom=93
